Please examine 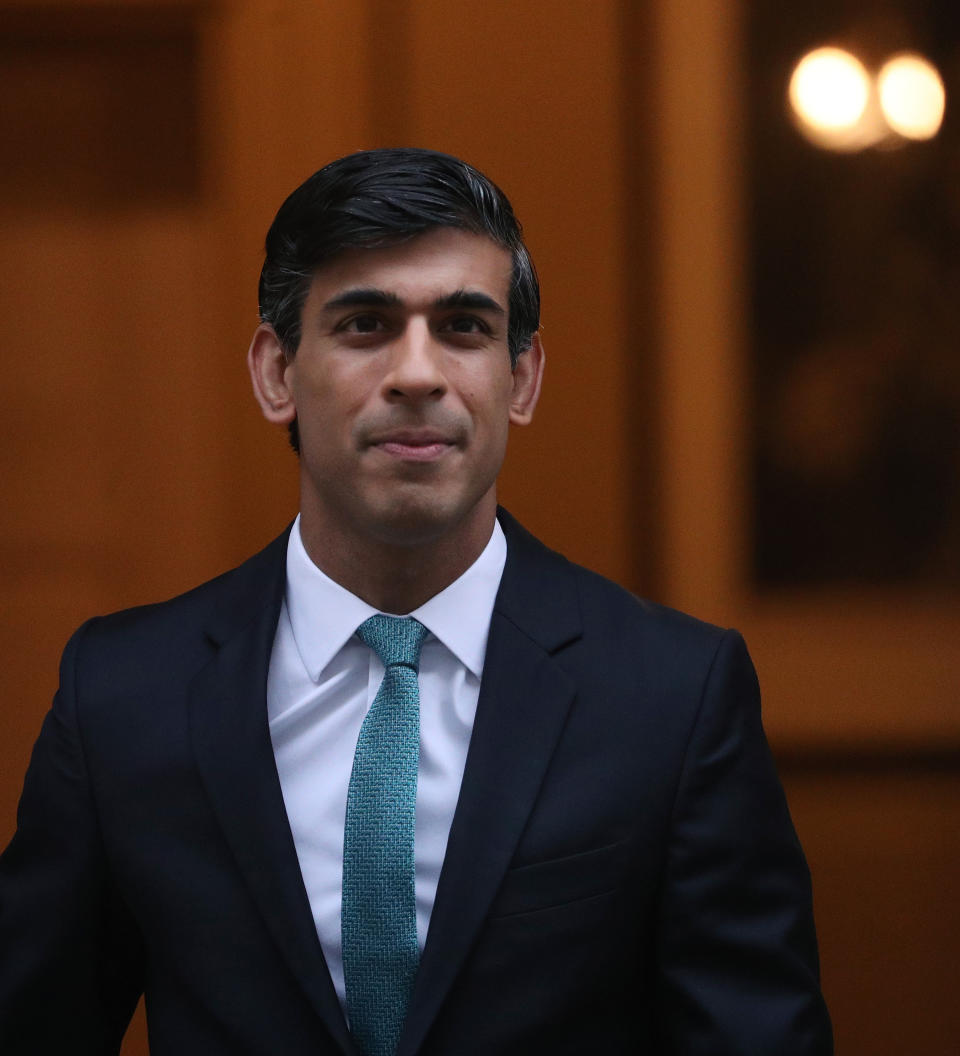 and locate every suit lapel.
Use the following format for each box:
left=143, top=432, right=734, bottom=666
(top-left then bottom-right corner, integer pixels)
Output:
left=188, top=529, right=356, bottom=1056
left=399, top=510, right=582, bottom=1056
